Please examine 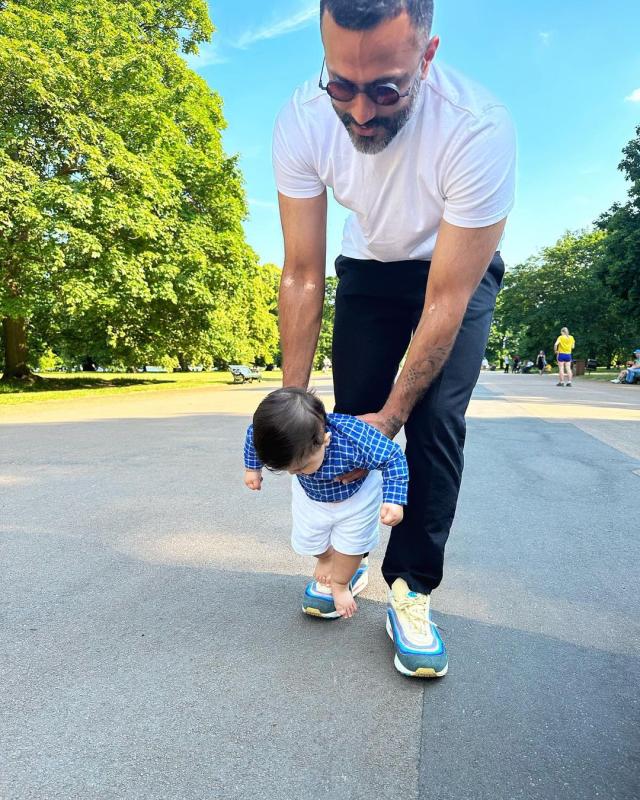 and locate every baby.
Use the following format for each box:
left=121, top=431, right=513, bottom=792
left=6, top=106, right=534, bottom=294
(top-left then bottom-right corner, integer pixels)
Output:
left=244, top=387, right=408, bottom=617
